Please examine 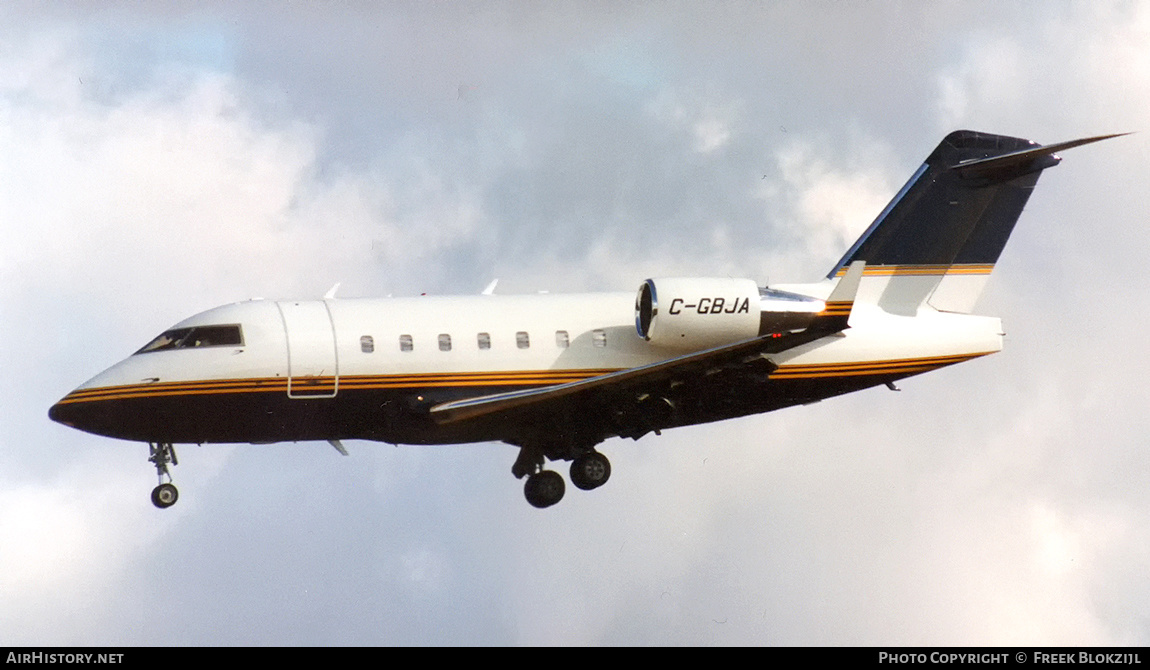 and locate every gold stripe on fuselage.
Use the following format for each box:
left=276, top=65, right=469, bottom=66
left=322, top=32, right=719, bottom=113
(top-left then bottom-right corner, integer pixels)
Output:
left=820, top=301, right=853, bottom=316
left=57, top=353, right=994, bottom=406
left=55, top=369, right=623, bottom=404
left=833, top=264, right=994, bottom=277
